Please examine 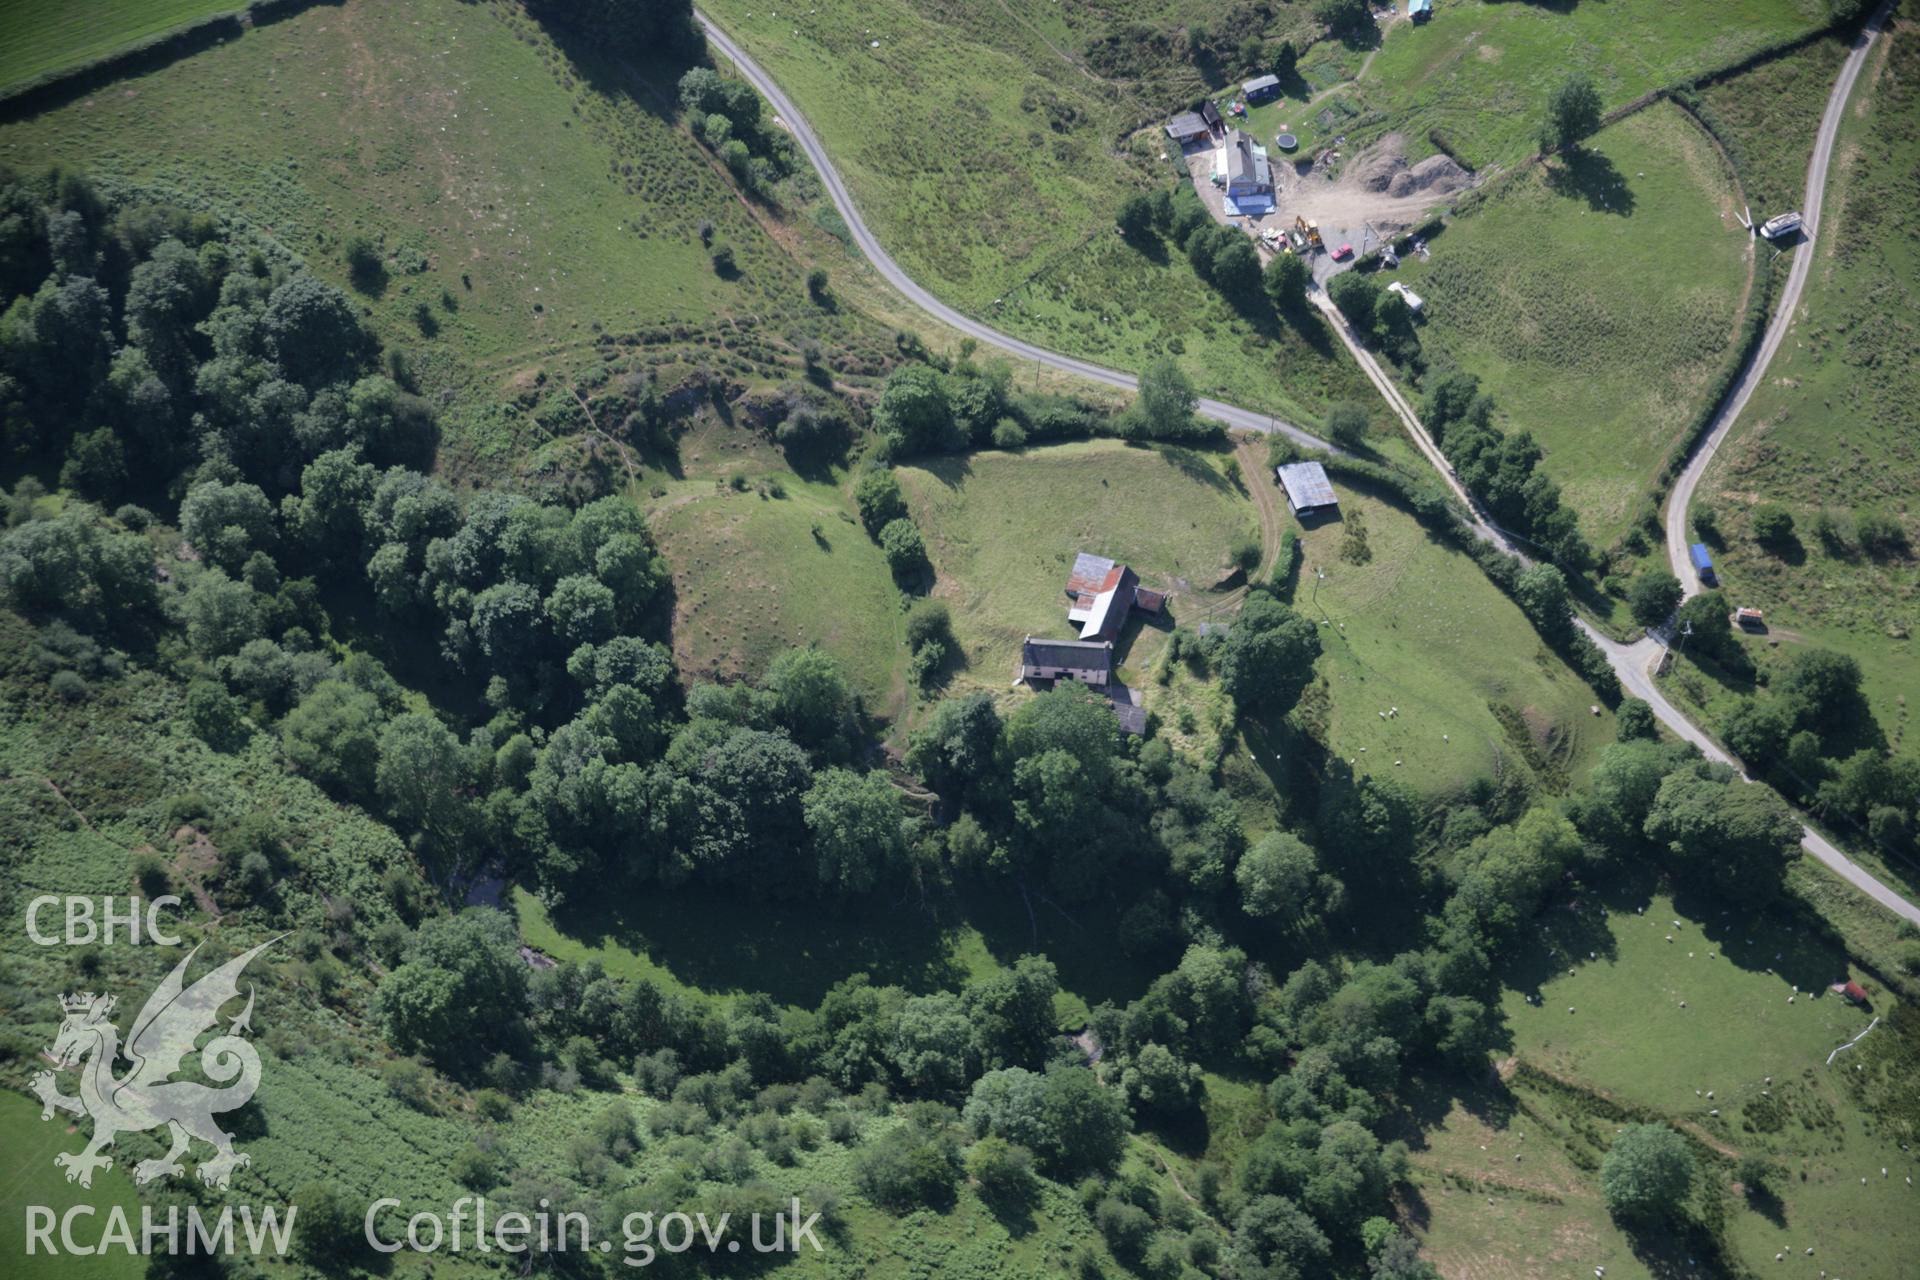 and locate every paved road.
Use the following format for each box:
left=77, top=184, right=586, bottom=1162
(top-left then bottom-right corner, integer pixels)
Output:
left=693, top=13, right=1336, bottom=453
left=697, top=9, right=1920, bottom=927
left=1664, top=3, right=1893, bottom=593
left=1578, top=622, right=1920, bottom=926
